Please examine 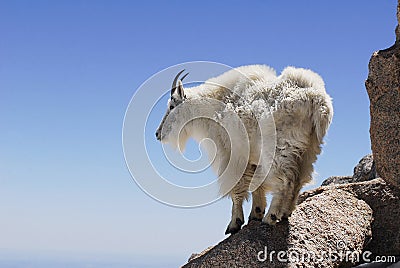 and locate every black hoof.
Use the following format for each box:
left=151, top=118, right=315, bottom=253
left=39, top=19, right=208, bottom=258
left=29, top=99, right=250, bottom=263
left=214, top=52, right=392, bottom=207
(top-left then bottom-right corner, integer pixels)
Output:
left=235, top=218, right=244, bottom=226
left=225, top=225, right=240, bottom=235
left=249, top=207, right=265, bottom=222
left=225, top=218, right=244, bottom=235
left=281, top=215, right=289, bottom=222
left=226, top=228, right=239, bottom=235
left=260, top=214, right=278, bottom=226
